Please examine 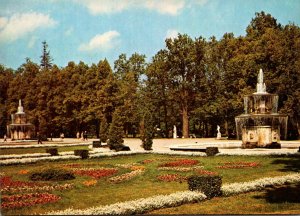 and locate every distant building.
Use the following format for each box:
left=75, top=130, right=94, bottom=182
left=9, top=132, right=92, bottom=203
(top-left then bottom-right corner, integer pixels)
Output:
left=7, top=100, right=35, bottom=140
